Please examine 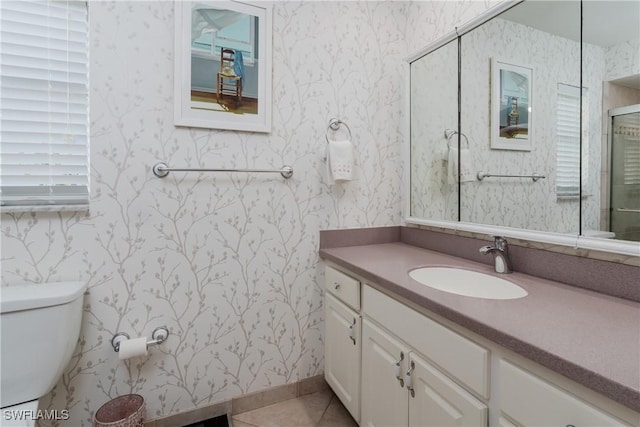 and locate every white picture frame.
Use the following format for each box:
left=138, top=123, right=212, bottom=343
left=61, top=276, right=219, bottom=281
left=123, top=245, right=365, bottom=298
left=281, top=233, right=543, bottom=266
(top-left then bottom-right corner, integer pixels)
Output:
left=174, top=1, right=272, bottom=132
left=491, top=58, right=533, bottom=151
